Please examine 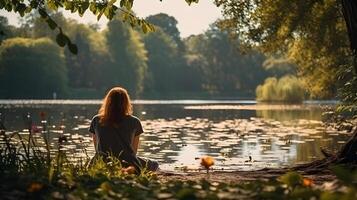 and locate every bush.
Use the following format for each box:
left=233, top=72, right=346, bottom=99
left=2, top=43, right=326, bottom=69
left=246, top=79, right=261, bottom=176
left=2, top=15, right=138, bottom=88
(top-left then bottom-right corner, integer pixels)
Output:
left=256, top=75, right=305, bottom=103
